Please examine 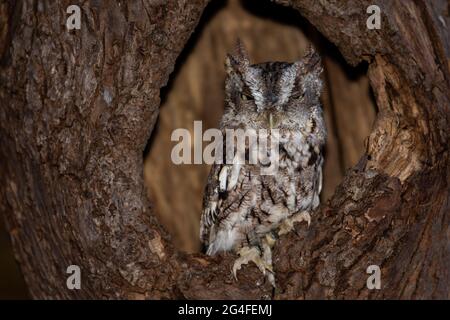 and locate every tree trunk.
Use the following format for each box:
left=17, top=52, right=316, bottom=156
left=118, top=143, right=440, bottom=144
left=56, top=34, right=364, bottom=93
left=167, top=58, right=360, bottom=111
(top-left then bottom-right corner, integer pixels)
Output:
left=0, top=0, right=448, bottom=299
